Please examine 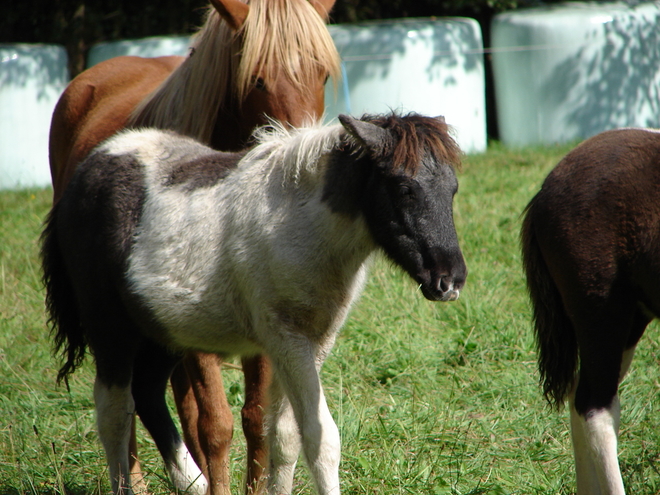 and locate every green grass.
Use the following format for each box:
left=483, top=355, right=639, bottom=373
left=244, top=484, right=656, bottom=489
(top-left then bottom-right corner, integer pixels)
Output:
left=2, top=144, right=660, bottom=494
